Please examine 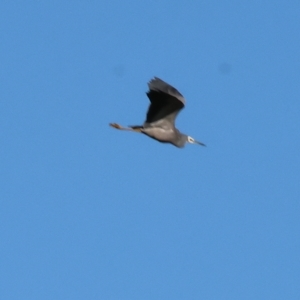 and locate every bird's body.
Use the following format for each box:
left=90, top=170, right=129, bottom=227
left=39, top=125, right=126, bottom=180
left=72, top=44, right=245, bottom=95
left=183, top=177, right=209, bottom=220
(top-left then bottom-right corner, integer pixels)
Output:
left=110, top=77, right=205, bottom=148
left=141, top=124, right=185, bottom=147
